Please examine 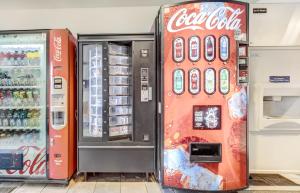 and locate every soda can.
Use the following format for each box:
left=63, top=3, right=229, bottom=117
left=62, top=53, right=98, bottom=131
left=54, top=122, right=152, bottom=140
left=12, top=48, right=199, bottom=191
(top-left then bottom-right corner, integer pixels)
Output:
left=188, top=68, right=201, bottom=95
left=173, top=69, right=185, bottom=95
left=188, top=36, right=200, bottom=62
left=204, top=35, right=216, bottom=62
left=219, top=35, right=230, bottom=62
left=173, top=37, right=185, bottom=63
left=204, top=68, right=216, bottom=95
